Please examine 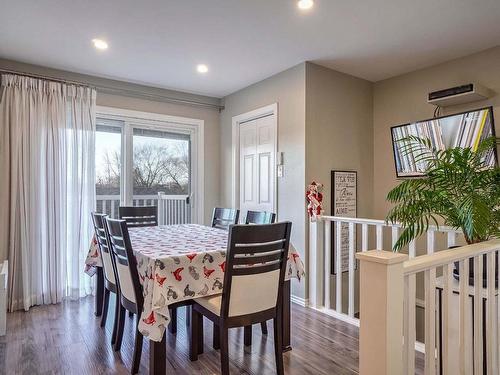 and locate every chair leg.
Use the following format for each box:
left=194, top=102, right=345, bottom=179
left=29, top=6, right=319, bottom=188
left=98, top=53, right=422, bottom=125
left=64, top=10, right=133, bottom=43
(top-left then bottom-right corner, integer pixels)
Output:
left=213, top=323, right=220, bottom=350
left=189, top=308, right=201, bottom=361
left=220, top=326, right=230, bottom=375
left=100, top=288, right=110, bottom=328
left=185, top=305, right=191, bottom=327
left=131, top=319, right=144, bottom=374
left=114, top=305, right=126, bottom=352
left=111, top=292, right=120, bottom=345
left=260, top=321, right=268, bottom=335
left=273, top=317, right=284, bottom=375
left=244, top=325, right=252, bottom=346
left=168, top=307, right=177, bottom=334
